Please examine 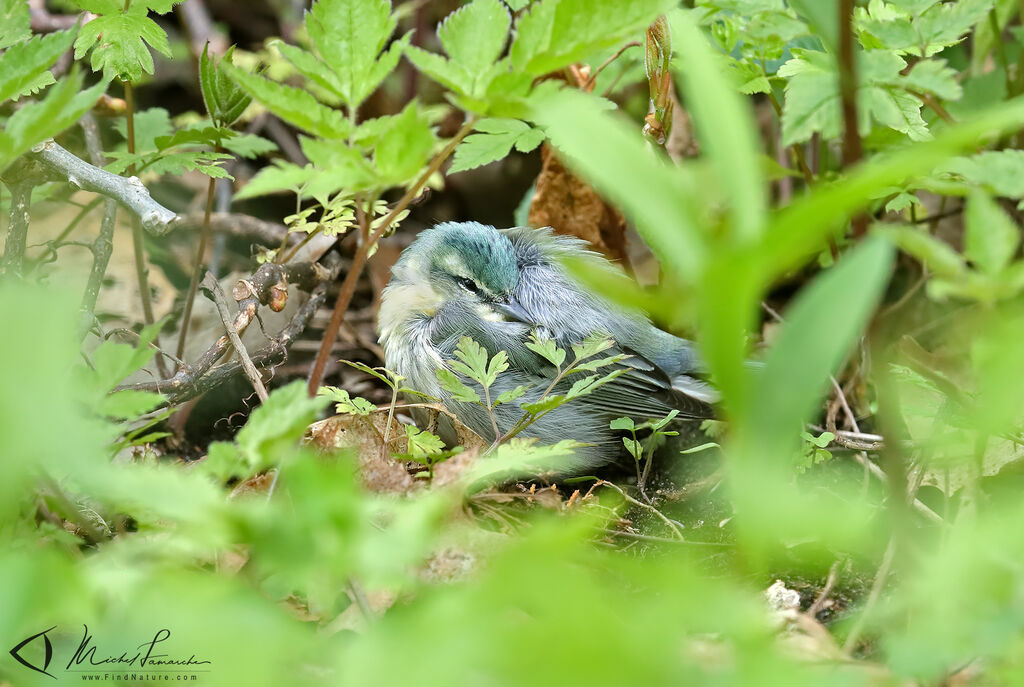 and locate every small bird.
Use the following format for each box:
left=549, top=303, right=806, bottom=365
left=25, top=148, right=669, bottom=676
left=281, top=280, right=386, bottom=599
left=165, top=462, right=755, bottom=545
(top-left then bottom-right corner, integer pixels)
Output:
left=378, top=221, right=715, bottom=471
